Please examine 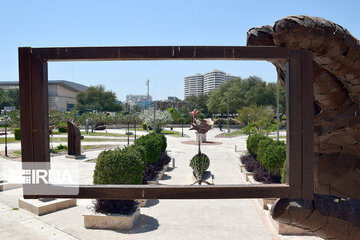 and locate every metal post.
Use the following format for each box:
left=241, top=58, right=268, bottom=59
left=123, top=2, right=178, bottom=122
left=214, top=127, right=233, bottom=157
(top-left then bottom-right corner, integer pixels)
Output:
left=85, top=118, right=89, bottom=134
left=153, top=102, right=156, bottom=133
left=127, top=116, right=130, bottom=146
left=4, top=116, right=8, bottom=157
left=181, top=121, right=184, bottom=137
left=227, top=86, right=230, bottom=133
left=277, top=77, right=280, bottom=141
left=134, top=115, right=137, bottom=140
